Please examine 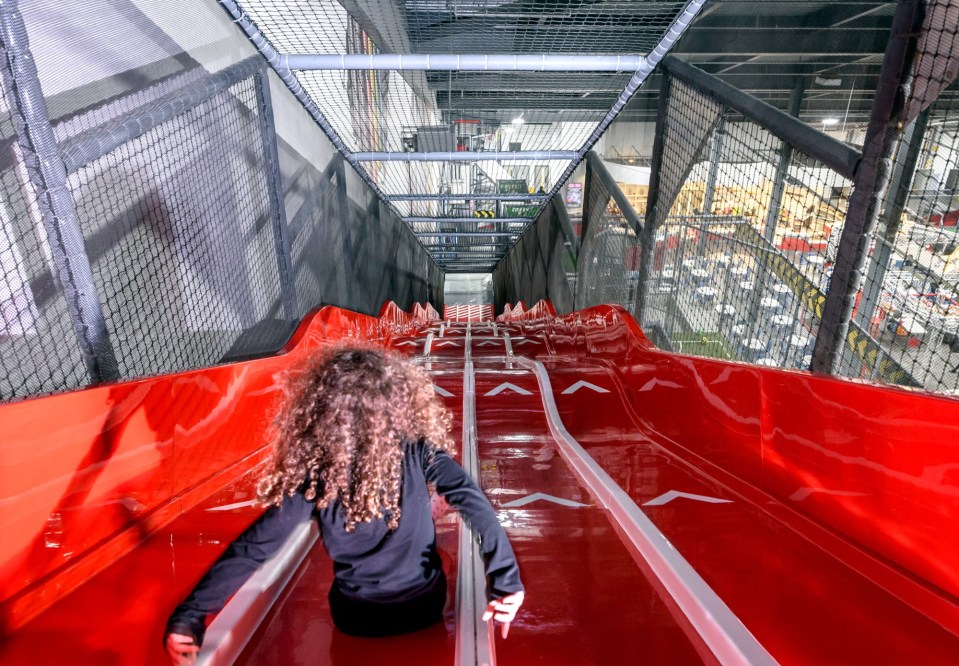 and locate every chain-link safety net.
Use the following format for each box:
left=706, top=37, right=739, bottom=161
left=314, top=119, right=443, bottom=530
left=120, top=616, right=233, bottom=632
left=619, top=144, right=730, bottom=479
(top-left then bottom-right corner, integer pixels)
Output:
left=0, top=0, right=439, bottom=402
left=494, top=0, right=959, bottom=399
left=638, top=79, right=863, bottom=374
left=843, top=0, right=959, bottom=394
left=231, top=0, right=701, bottom=271
left=493, top=198, right=576, bottom=315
